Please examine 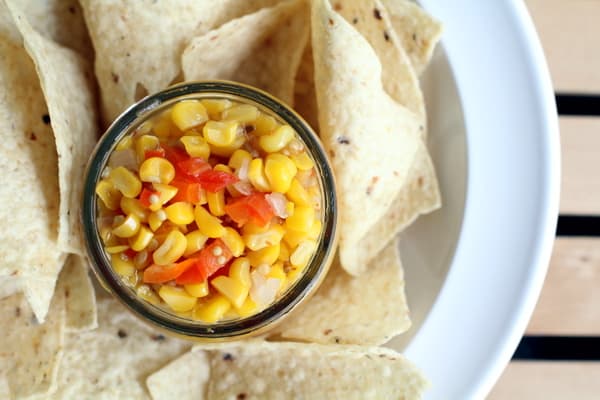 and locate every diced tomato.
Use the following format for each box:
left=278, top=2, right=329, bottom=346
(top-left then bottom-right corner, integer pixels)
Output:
left=142, top=258, right=197, bottom=284
left=124, top=248, right=137, bottom=260
left=162, top=145, right=188, bottom=165
left=144, top=148, right=166, bottom=159
left=139, top=188, right=159, bottom=208
left=175, top=239, right=233, bottom=284
left=170, top=180, right=203, bottom=204
left=225, top=193, right=275, bottom=227
left=196, top=170, right=239, bottom=192
left=174, top=263, right=204, bottom=285
left=177, top=157, right=211, bottom=178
